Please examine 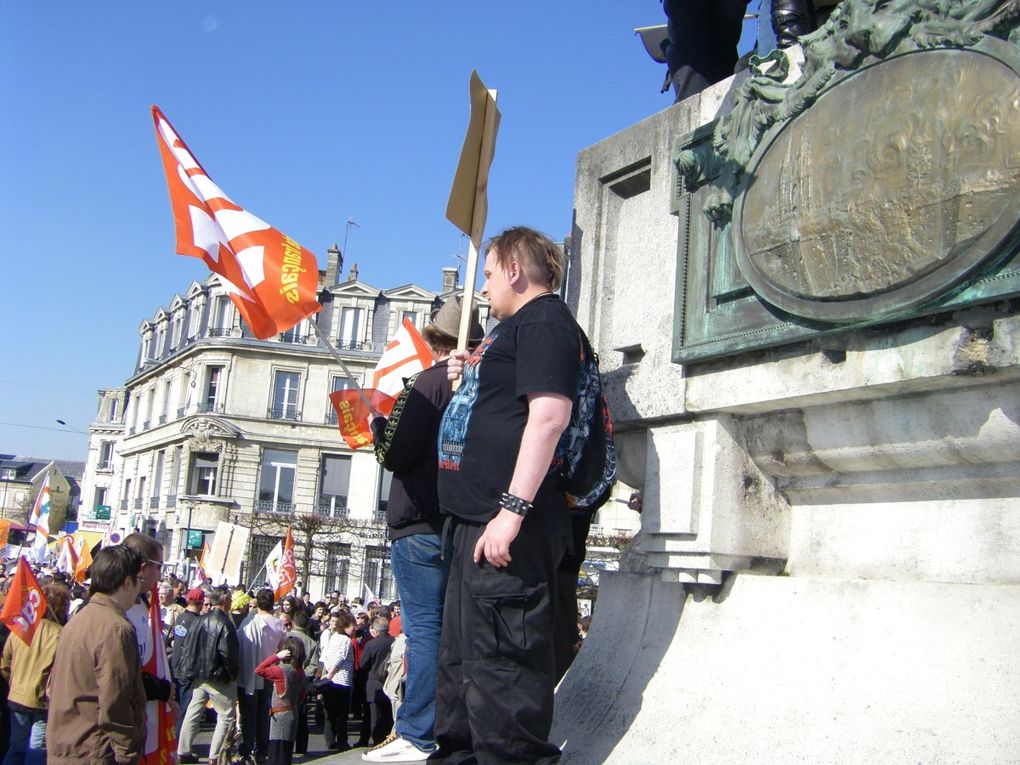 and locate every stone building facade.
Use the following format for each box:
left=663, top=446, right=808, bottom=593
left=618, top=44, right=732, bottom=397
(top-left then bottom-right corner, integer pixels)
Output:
left=79, top=248, right=488, bottom=600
